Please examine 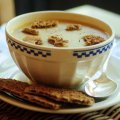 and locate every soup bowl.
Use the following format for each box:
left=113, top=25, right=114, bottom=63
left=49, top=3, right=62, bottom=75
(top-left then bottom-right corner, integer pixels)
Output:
left=6, top=11, right=115, bottom=87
